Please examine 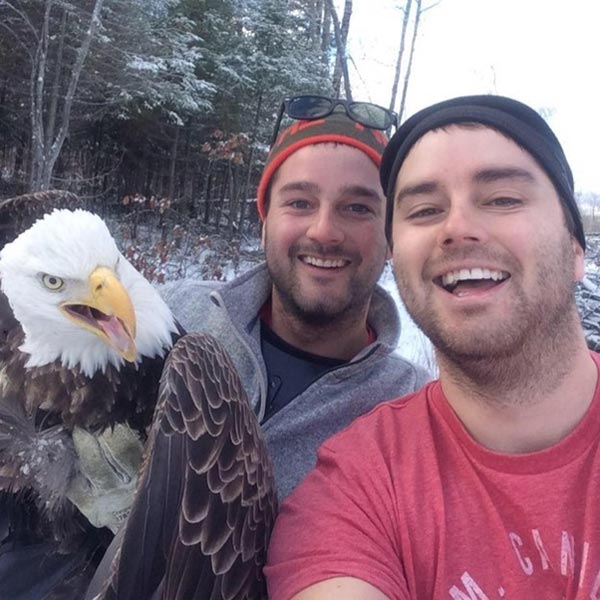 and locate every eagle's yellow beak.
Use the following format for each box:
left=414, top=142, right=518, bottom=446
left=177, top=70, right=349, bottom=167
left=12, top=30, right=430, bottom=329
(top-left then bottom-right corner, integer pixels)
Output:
left=60, top=266, right=137, bottom=362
